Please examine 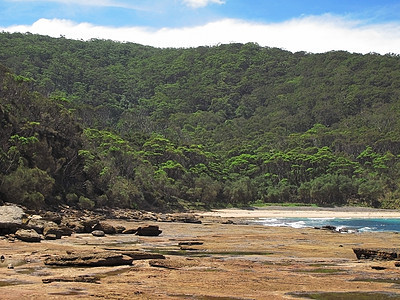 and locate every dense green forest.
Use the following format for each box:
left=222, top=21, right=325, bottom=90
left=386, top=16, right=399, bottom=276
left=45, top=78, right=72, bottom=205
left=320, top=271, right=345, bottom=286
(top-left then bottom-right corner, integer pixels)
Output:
left=1, top=32, right=400, bottom=211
